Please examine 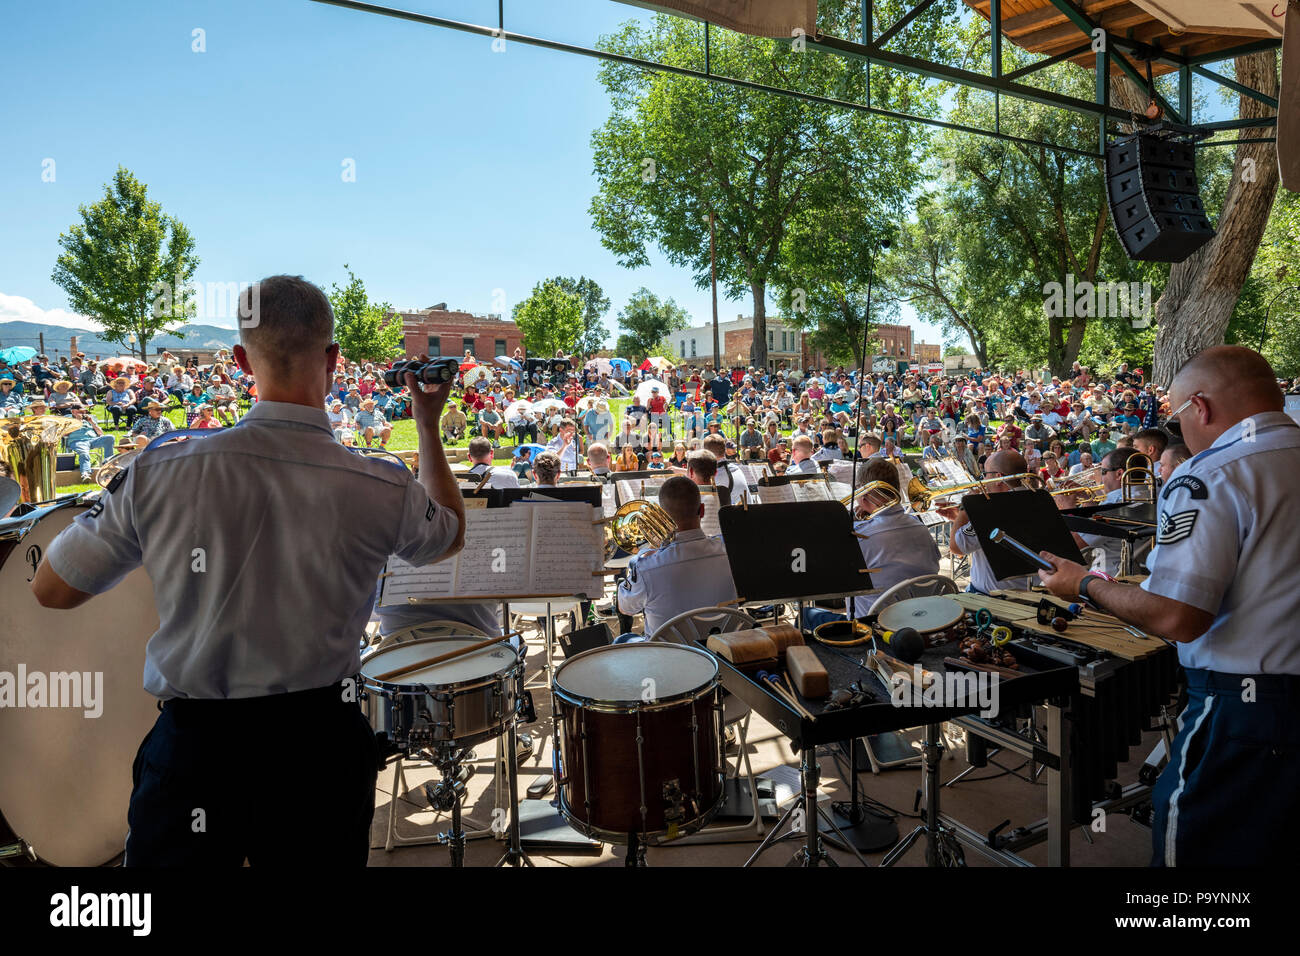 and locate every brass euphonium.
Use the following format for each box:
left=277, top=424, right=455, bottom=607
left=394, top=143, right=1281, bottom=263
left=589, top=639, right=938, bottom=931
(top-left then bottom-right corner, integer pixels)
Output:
left=605, top=499, right=678, bottom=557
left=906, top=473, right=1046, bottom=513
